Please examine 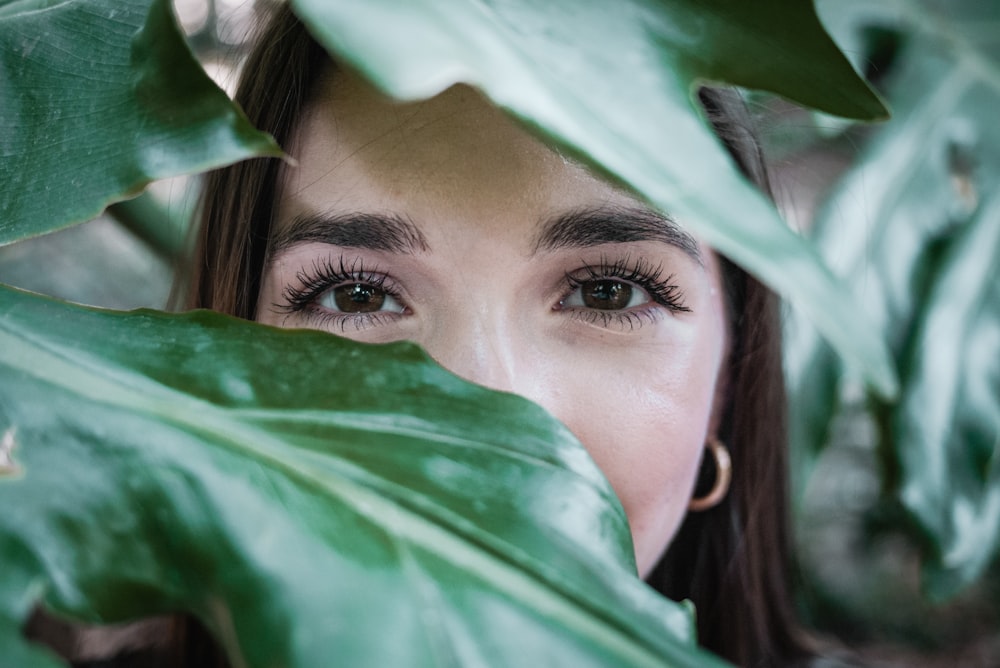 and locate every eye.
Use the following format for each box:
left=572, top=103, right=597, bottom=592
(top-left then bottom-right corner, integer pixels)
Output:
left=317, top=282, right=405, bottom=314
left=561, top=278, right=649, bottom=310
left=556, top=256, right=691, bottom=331
left=560, top=255, right=692, bottom=314
left=275, top=257, right=410, bottom=332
